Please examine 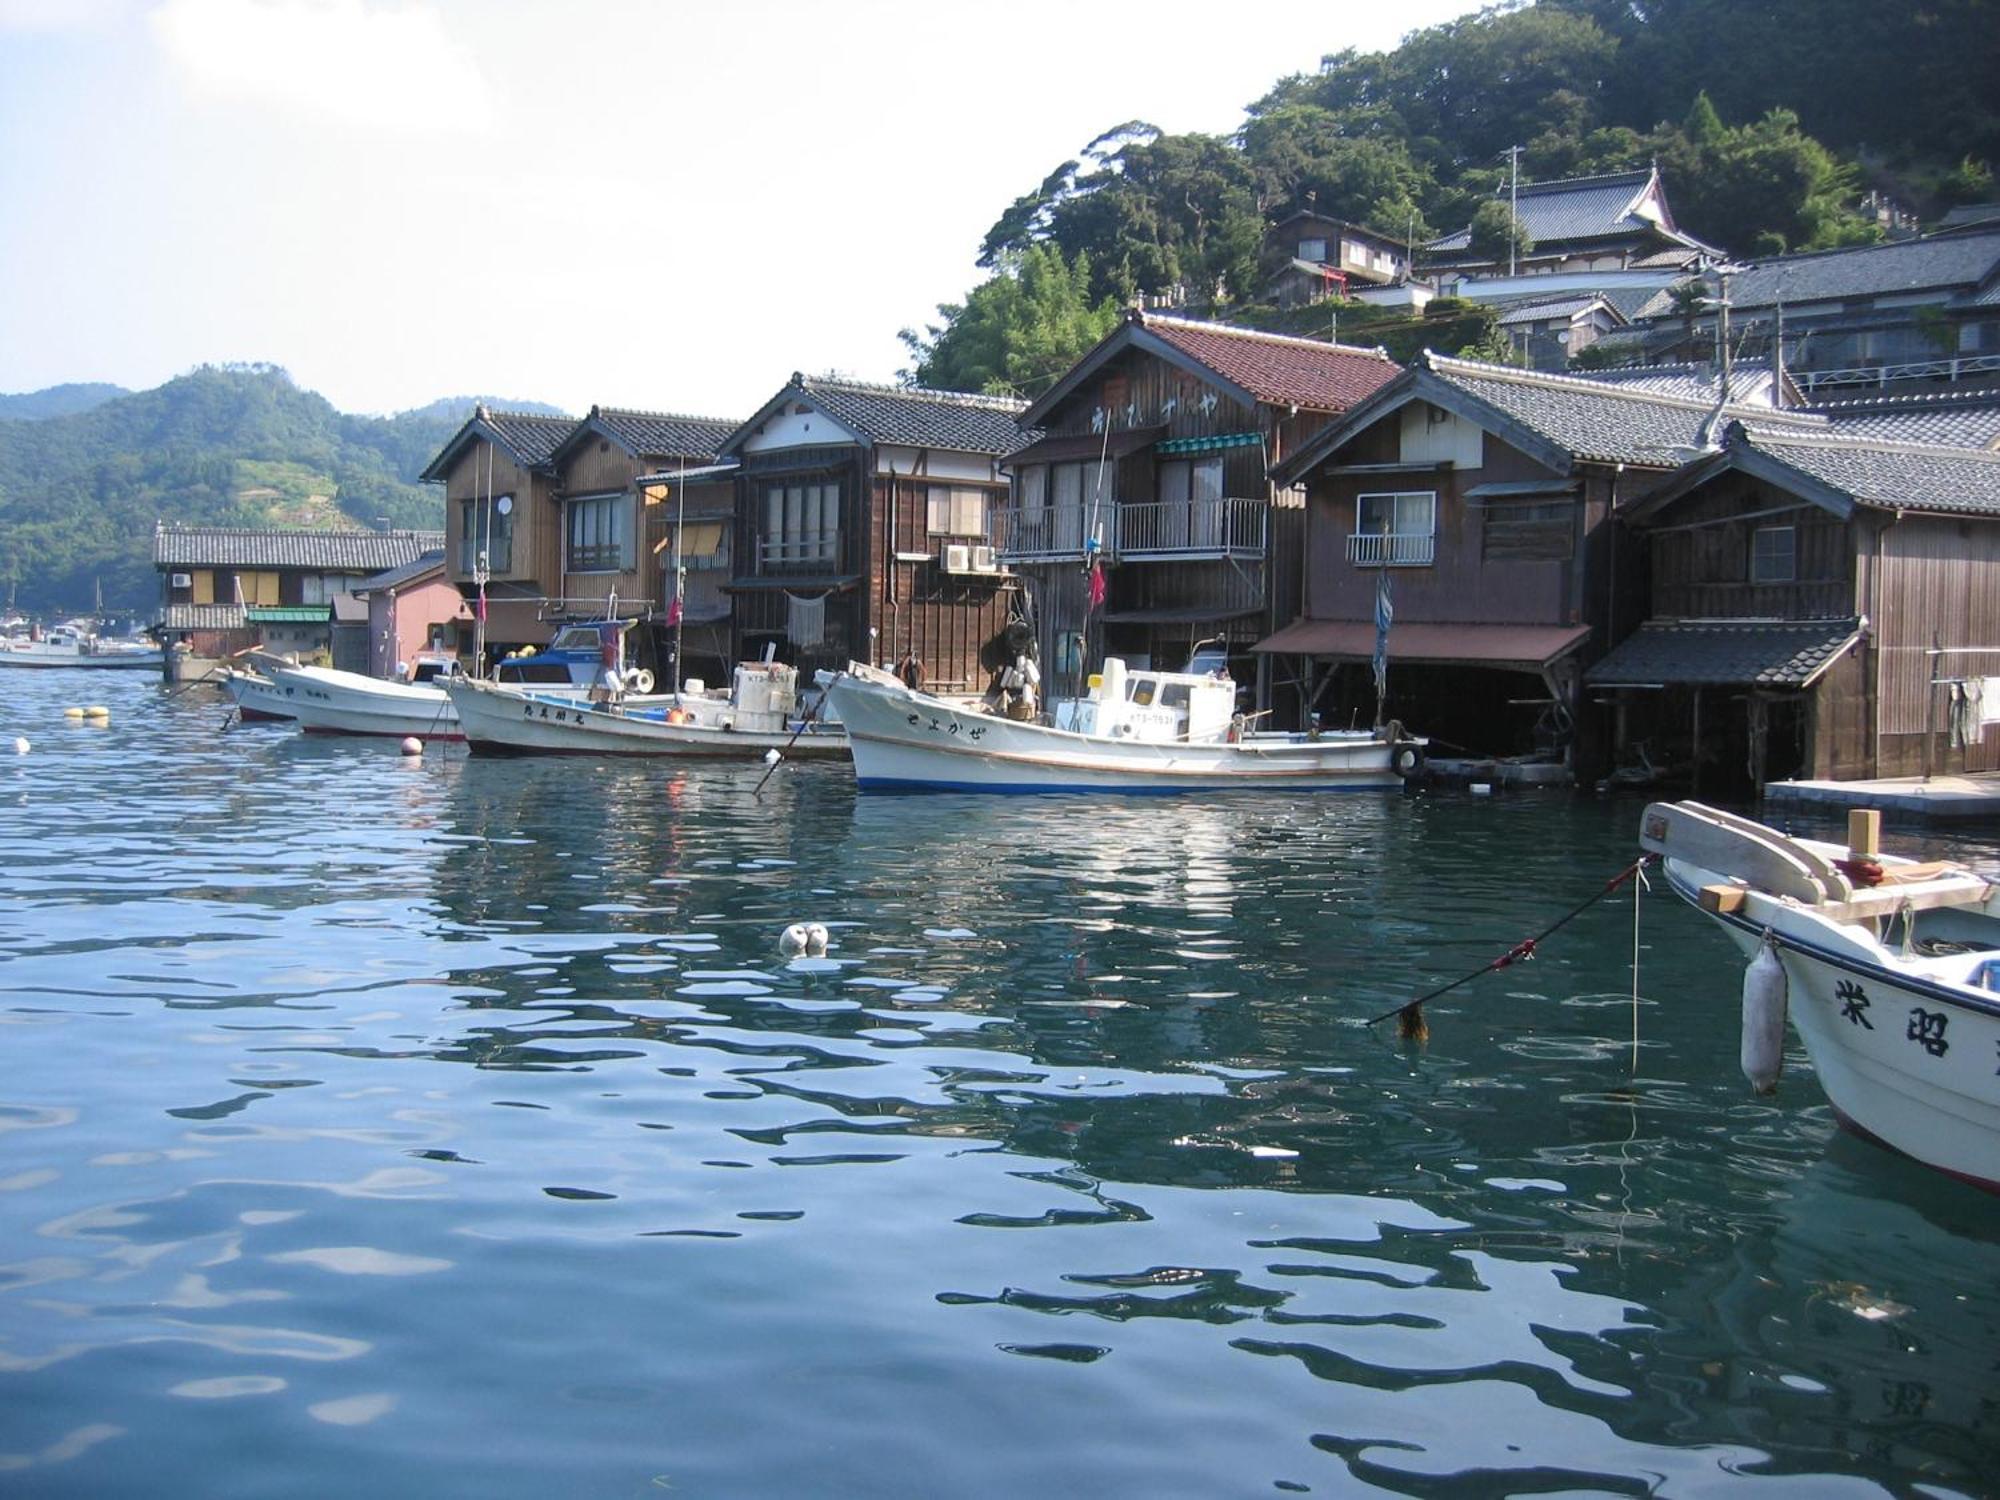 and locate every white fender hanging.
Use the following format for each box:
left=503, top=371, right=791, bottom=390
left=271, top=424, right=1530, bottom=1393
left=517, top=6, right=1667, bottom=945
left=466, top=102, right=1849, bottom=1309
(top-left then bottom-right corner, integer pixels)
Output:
left=1741, top=933, right=1788, bottom=1095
